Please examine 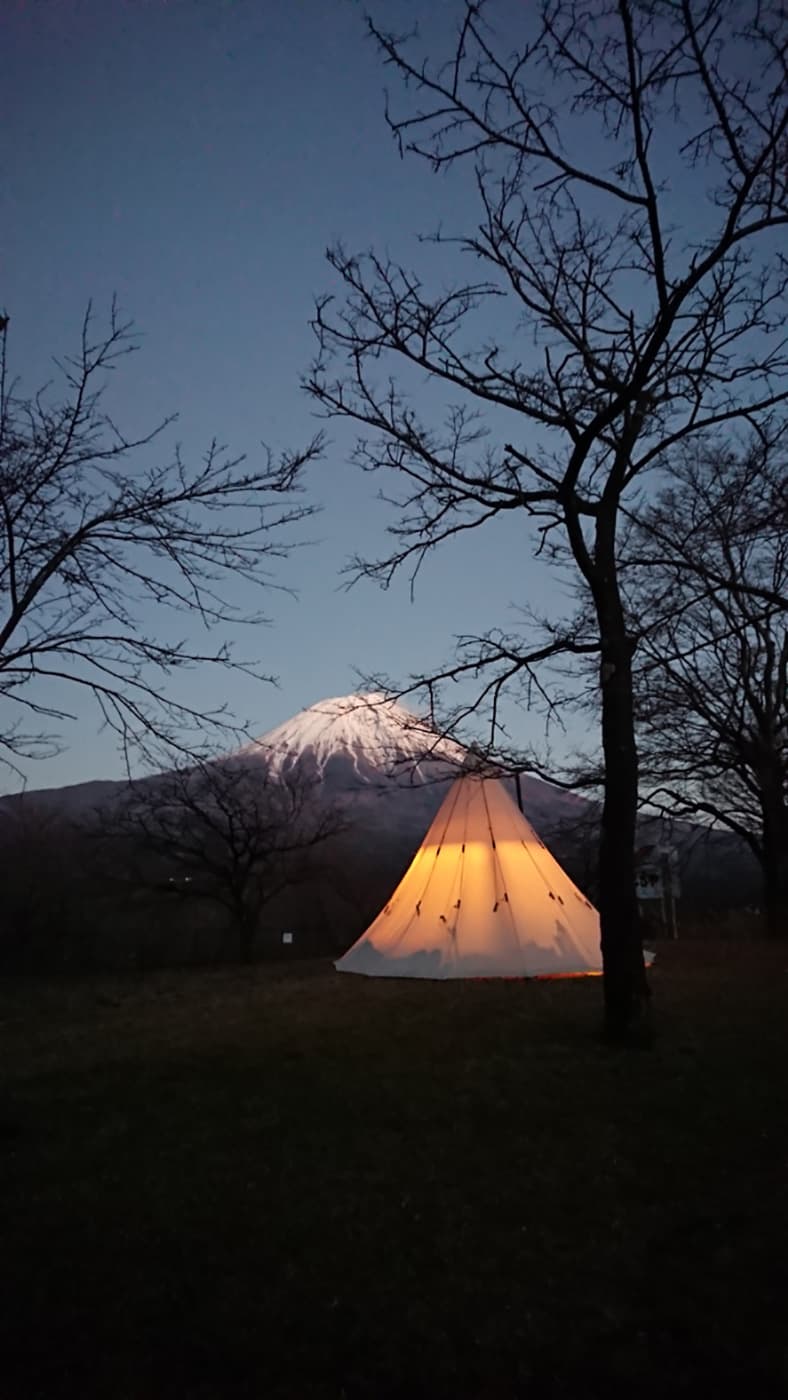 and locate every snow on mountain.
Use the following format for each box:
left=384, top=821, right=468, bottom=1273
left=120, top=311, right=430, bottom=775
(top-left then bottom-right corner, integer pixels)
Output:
left=0, top=691, right=759, bottom=904
left=231, top=692, right=466, bottom=788
left=0, top=692, right=593, bottom=837
left=223, top=692, right=593, bottom=841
